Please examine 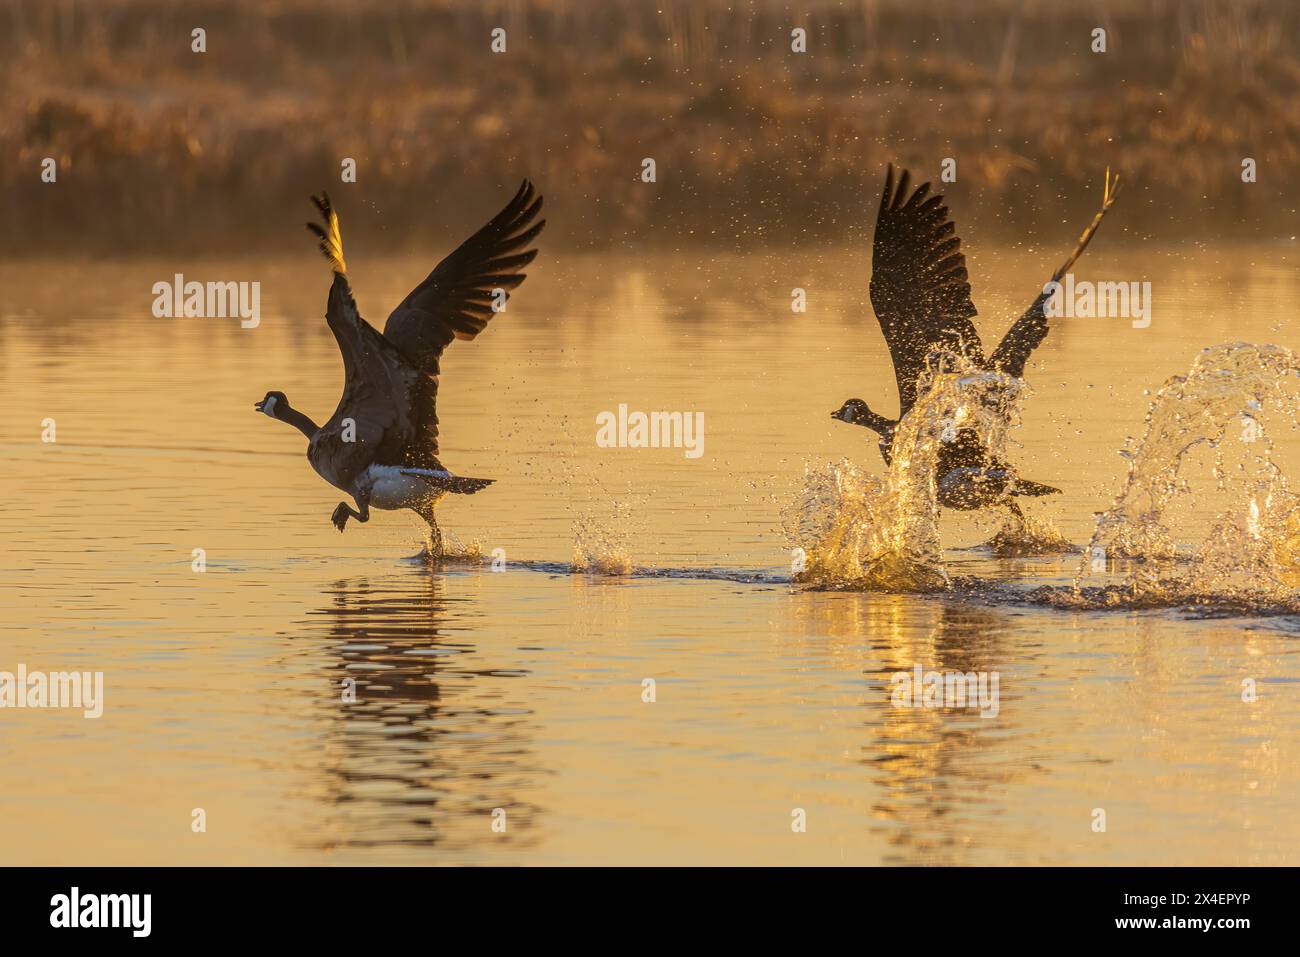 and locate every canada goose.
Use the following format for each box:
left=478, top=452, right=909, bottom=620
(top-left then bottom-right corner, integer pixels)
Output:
left=832, top=165, right=1118, bottom=517
left=256, top=181, right=544, bottom=555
